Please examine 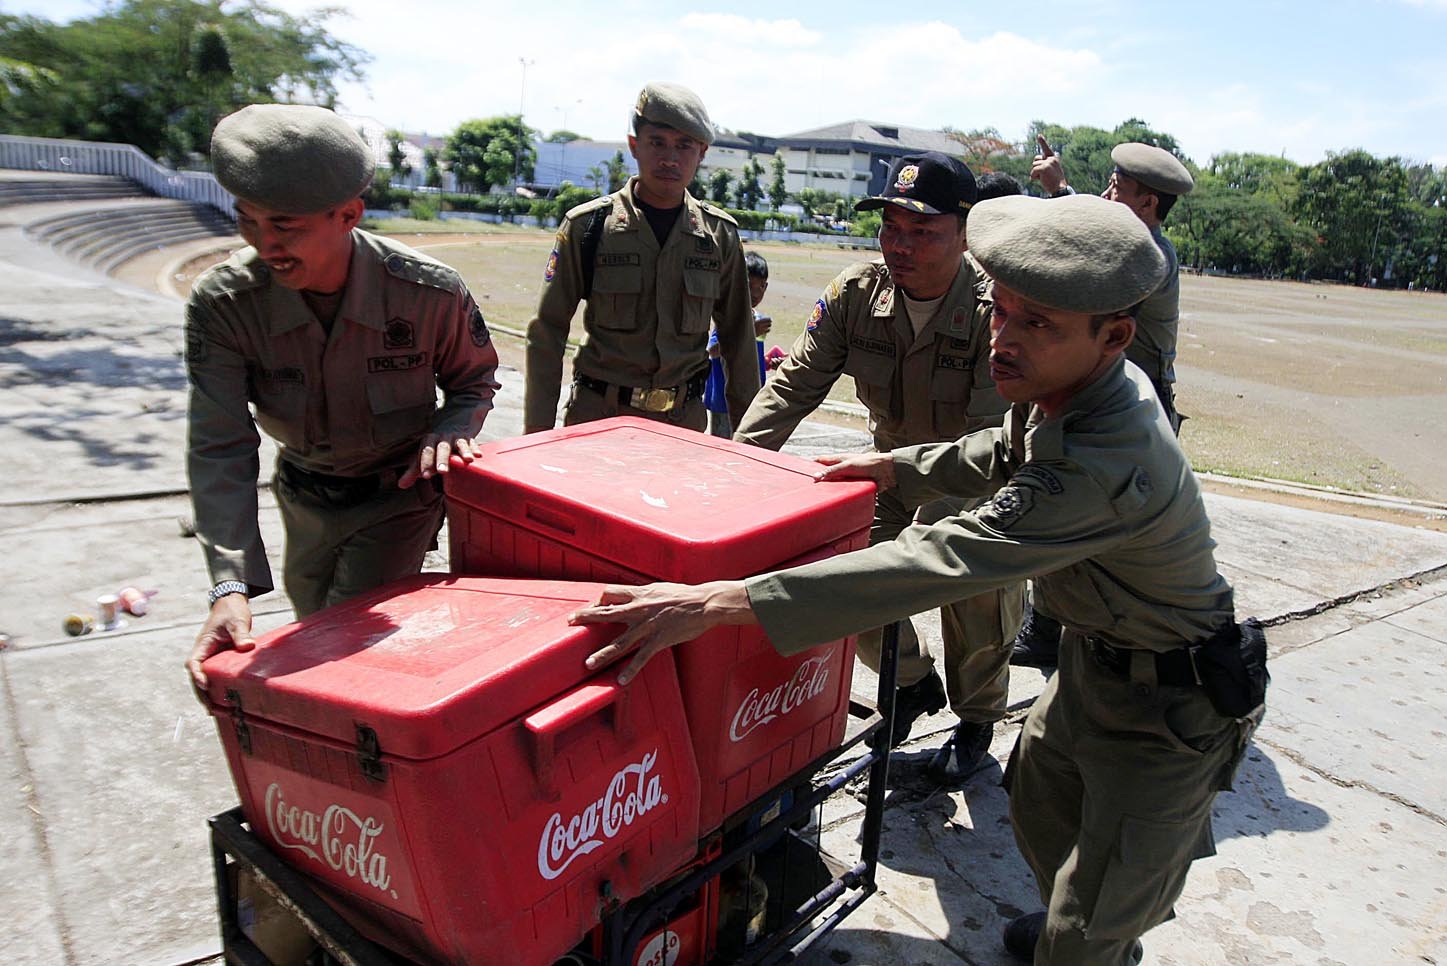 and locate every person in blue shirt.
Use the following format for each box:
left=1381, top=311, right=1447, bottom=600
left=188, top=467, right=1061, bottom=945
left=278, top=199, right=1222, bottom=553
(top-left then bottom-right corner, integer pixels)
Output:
left=706, top=251, right=770, bottom=437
